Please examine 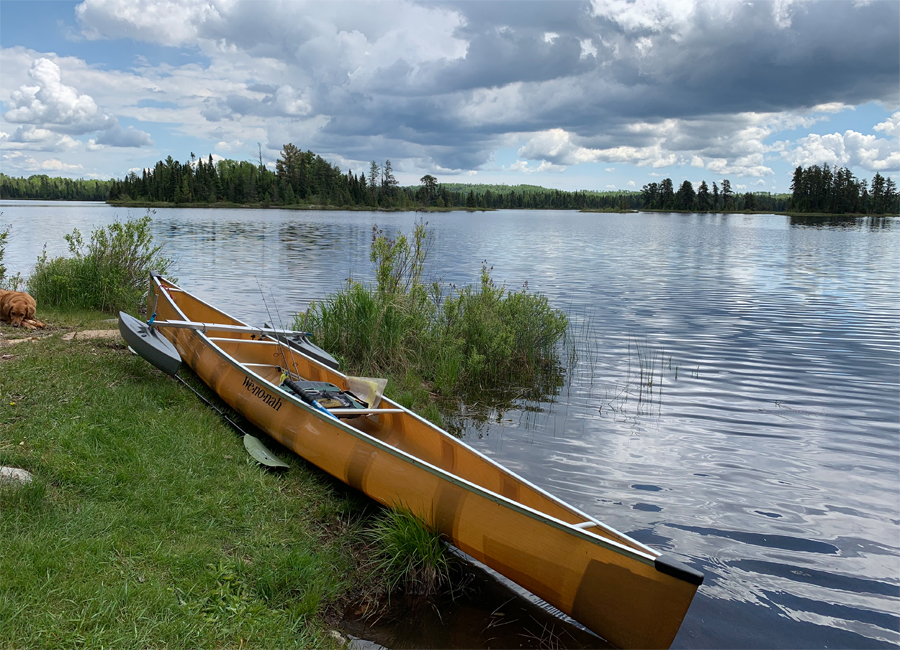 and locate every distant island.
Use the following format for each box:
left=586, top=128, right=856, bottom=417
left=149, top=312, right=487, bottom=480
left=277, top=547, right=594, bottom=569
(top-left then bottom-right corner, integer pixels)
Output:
left=1, top=144, right=897, bottom=215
